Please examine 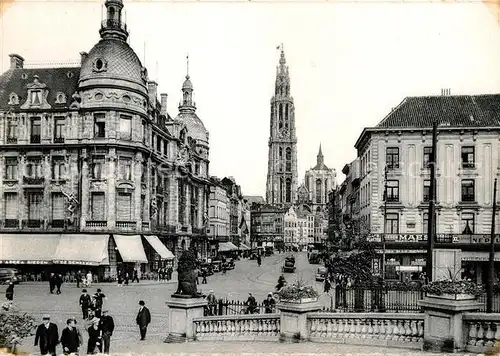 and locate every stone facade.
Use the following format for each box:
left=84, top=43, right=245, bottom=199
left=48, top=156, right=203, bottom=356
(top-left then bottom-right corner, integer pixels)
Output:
left=0, top=0, right=211, bottom=275
left=304, top=145, right=337, bottom=214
